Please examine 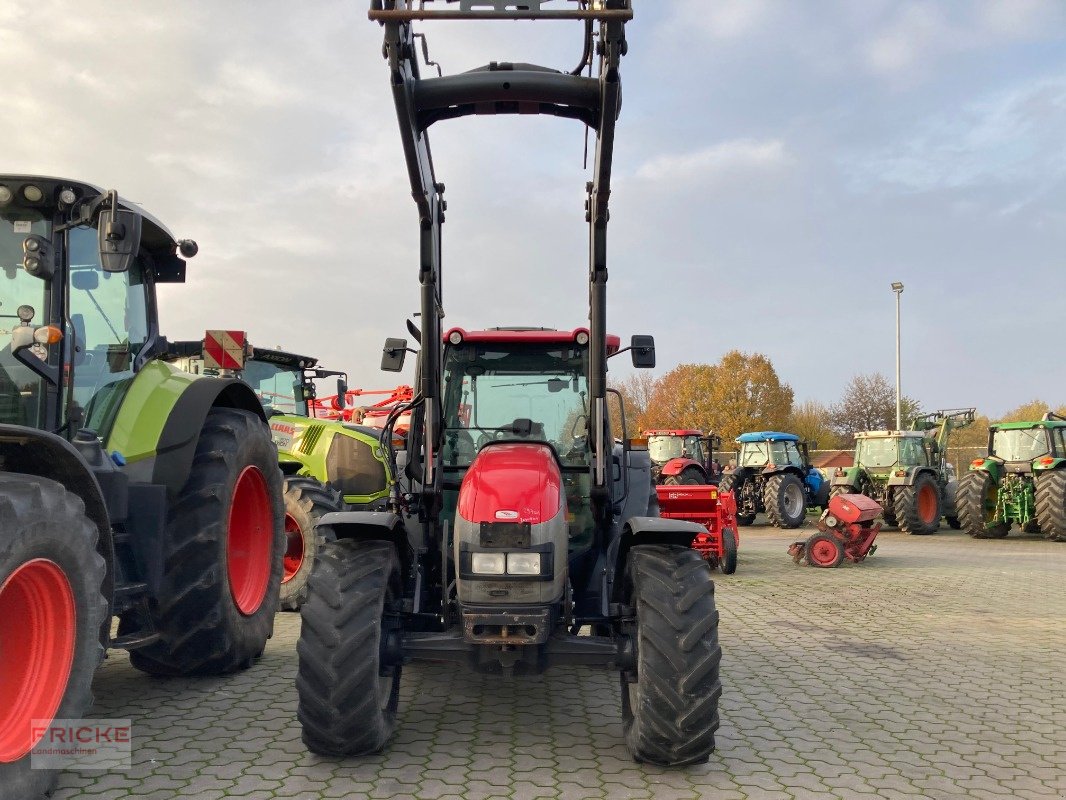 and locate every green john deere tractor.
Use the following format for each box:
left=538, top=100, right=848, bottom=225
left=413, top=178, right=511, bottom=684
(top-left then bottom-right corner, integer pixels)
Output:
left=0, top=176, right=284, bottom=798
left=831, top=408, right=974, bottom=535
left=957, top=413, right=1066, bottom=540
